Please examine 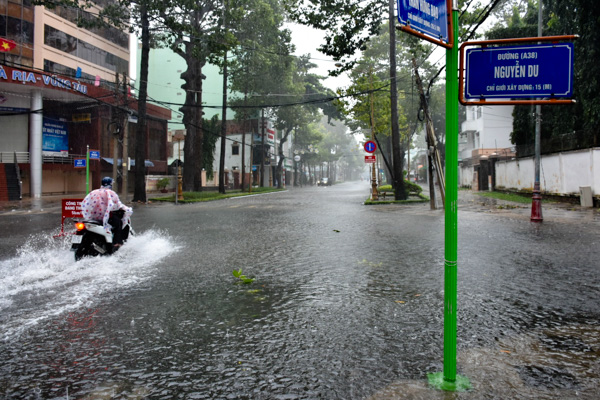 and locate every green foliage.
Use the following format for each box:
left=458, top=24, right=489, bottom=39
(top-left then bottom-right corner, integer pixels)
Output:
left=488, top=0, right=600, bottom=153
left=156, top=177, right=170, bottom=190
left=287, top=0, right=388, bottom=74
left=202, top=115, right=220, bottom=180
left=404, top=180, right=423, bottom=195
left=379, top=180, right=422, bottom=194
left=232, top=268, right=255, bottom=285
